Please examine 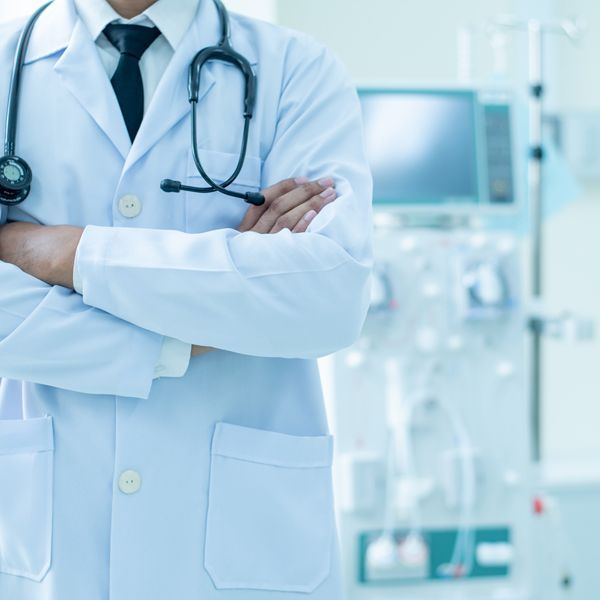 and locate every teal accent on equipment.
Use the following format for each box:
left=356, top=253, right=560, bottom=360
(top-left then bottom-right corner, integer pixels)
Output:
left=359, top=526, right=512, bottom=585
